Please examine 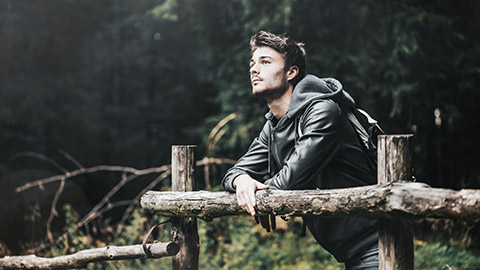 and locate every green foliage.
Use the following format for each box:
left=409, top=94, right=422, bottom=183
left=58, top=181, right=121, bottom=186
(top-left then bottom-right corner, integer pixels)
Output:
left=51, top=205, right=342, bottom=269
left=51, top=205, right=480, bottom=269
left=415, top=240, right=480, bottom=270
left=198, top=216, right=342, bottom=269
left=50, top=205, right=94, bottom=257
